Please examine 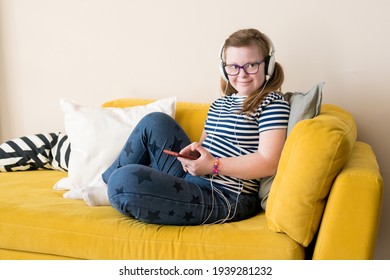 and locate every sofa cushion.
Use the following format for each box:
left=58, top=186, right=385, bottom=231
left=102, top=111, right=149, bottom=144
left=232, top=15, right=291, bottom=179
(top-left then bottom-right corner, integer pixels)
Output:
left=284, top=82, right=323, bottom=135
left=259, top=83, right=323, bottom=210
left=266, top=104, right=357, bottom=247
left=0, top=170, right=305, bottom=260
